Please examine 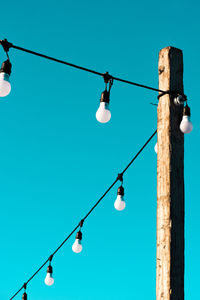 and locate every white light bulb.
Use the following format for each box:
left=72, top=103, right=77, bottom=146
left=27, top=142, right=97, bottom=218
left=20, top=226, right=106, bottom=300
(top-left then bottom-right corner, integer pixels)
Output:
left=45, top=272, right=54, bottom=286
left=96, top=102, right=111, bottom=123
left=154, top=143, right=157, bottom=154
left=180, top=116, right=193, bottom=134
left=114, top=194, right=126, bottom=211
left=0, top=73, right=11, bottom=97
left=72, top=238, right=83, bottom=253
